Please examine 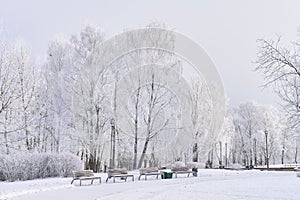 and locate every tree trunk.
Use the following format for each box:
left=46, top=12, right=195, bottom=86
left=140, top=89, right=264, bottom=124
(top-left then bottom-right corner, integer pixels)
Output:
left=219, top=141, right=222, bottom=166
left=4, top=131, right=9, bottom=154
left=25, top=114, right=31, bottom=151
left=192, top=142, right=198, bottom=162
left=138, top=137, right=150, bottom=168
left=225, top=143, right=228, bottom=167
left=138, top=74, right=154, bottom=169
left=4, top=110, right=9, bottom=154
left=253, top=138, right=257, bottom=166
left=133, top=129, right=138, bottom=169
left=295, top=147, right=298, bottom=164
left=133, top=83, right=140, bottom=169
left=281, top=149, right=285, bottom=164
